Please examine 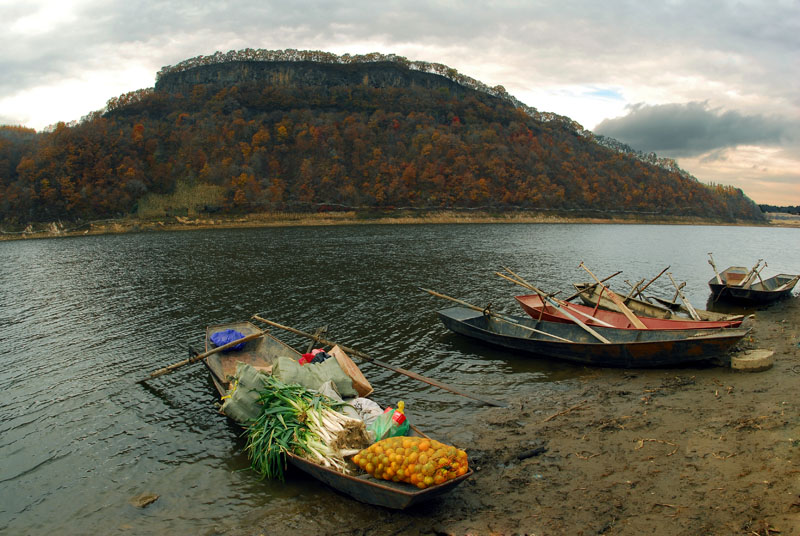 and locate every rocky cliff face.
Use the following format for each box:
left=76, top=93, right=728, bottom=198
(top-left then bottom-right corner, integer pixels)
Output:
left=154, top=60, right=476, bottom=96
